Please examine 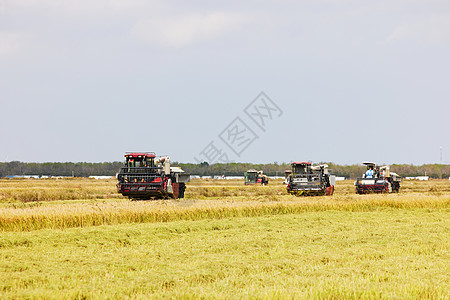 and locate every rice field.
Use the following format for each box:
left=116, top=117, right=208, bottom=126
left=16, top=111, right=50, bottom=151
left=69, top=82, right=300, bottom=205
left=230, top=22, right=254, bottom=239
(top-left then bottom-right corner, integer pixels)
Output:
left=0, top=178, right=449, bottom=298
